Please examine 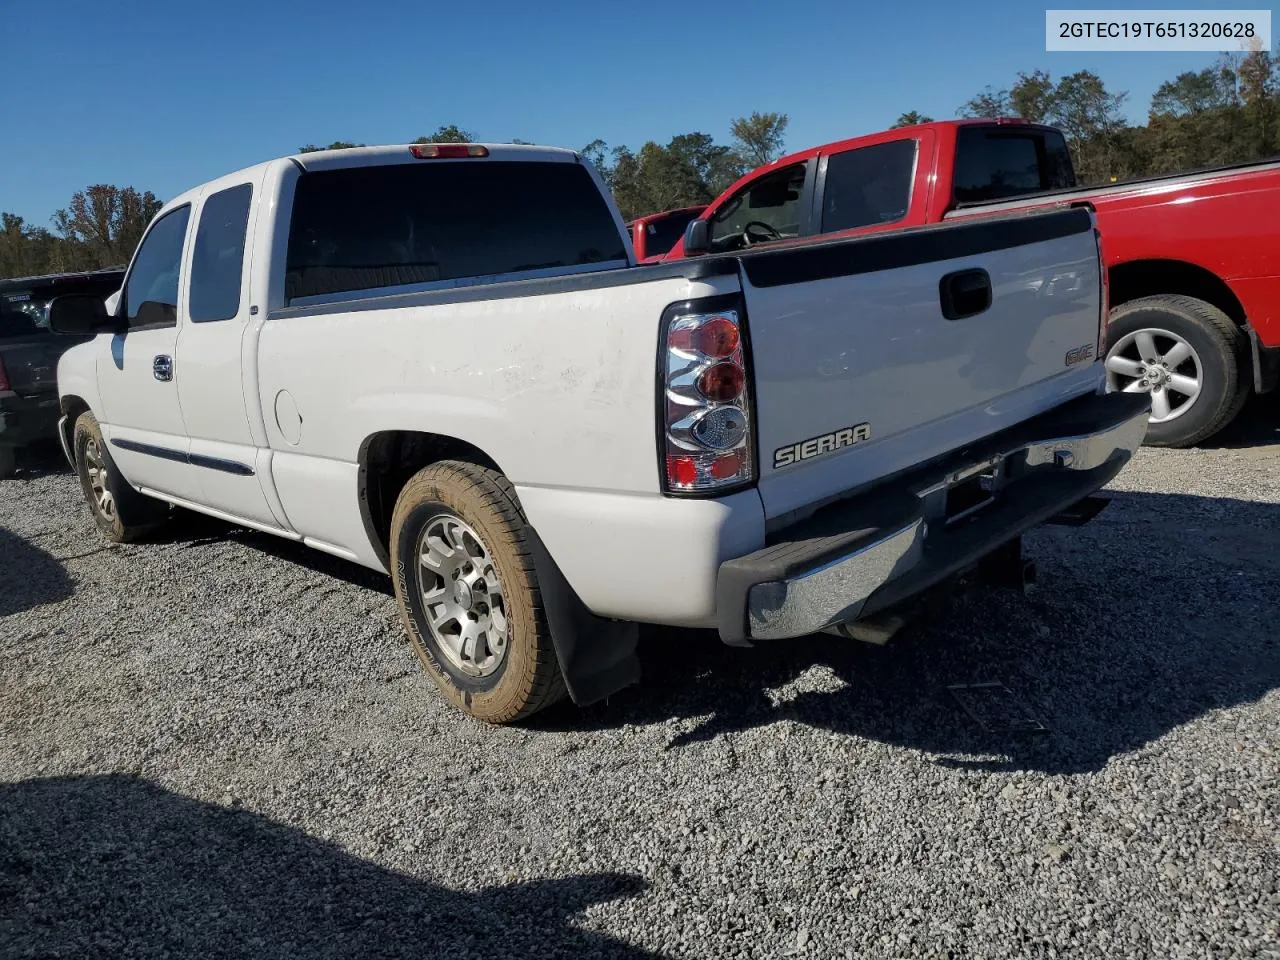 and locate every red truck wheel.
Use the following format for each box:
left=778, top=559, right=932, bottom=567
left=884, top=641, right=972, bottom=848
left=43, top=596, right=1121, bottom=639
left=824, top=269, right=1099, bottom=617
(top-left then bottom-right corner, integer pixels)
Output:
left=1104, top=296, right=1249, bottom=448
